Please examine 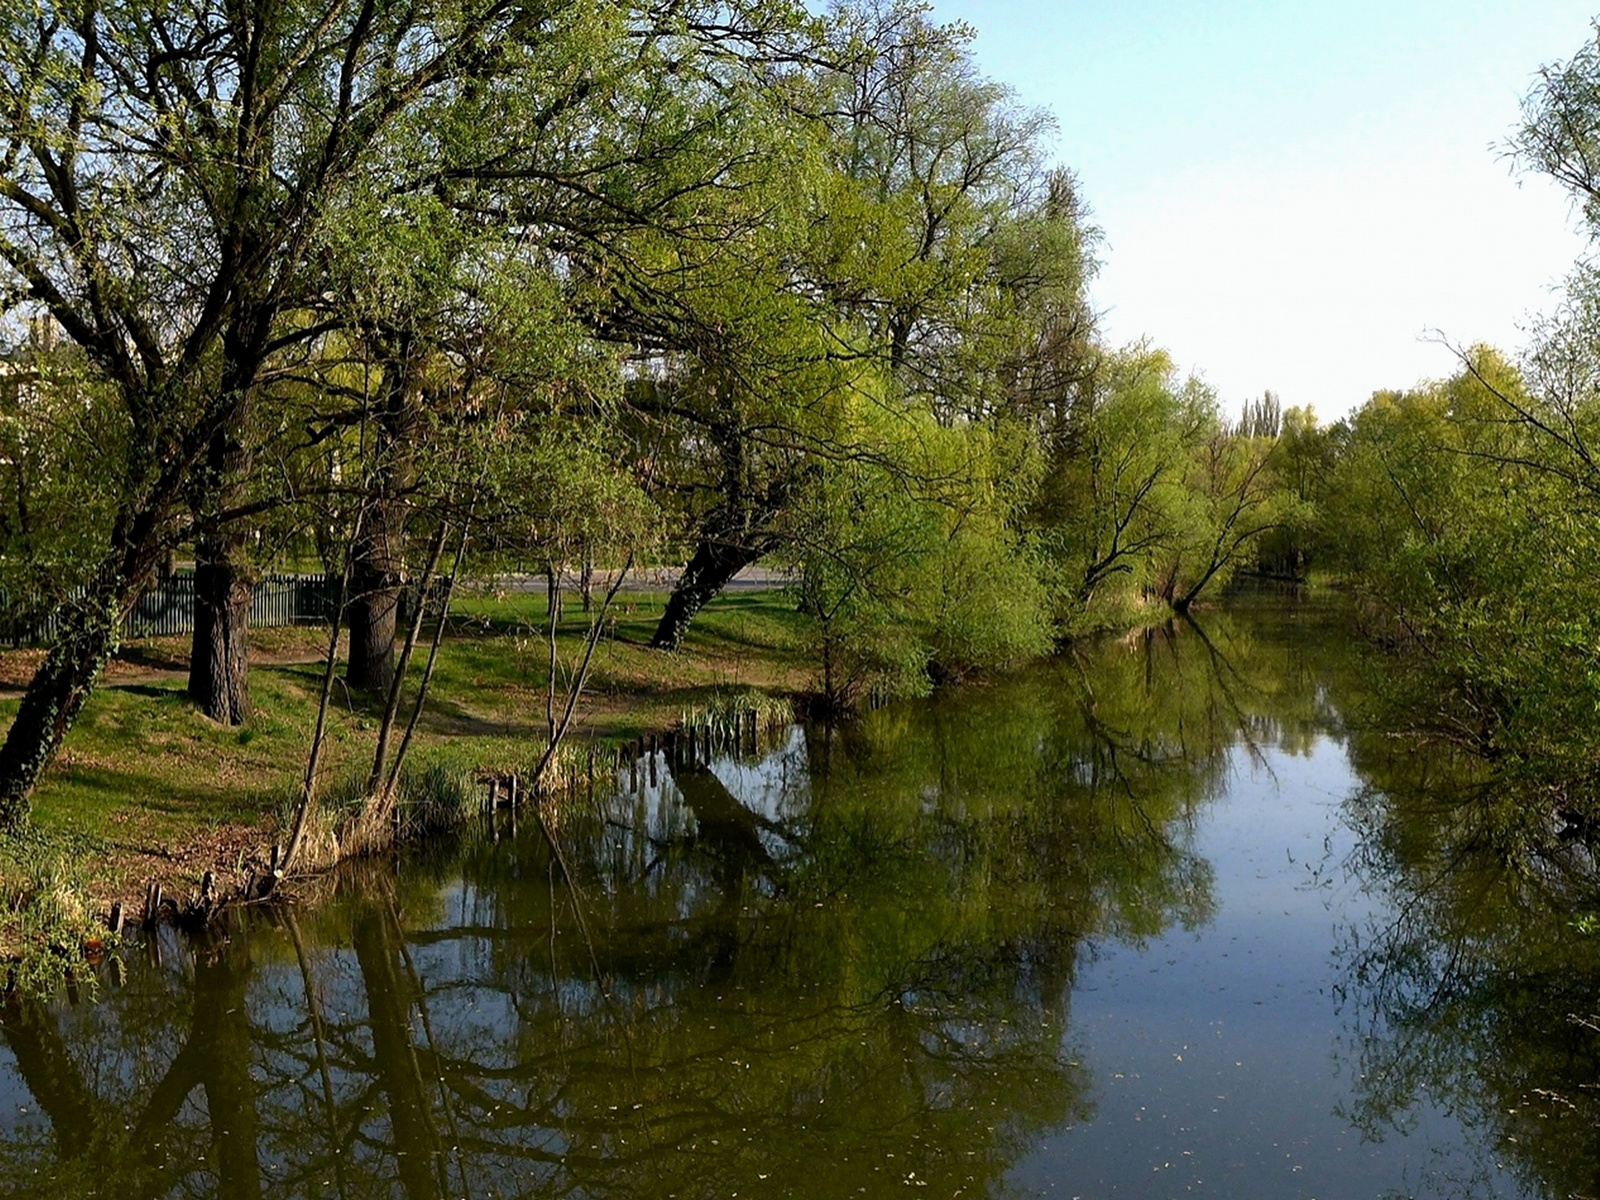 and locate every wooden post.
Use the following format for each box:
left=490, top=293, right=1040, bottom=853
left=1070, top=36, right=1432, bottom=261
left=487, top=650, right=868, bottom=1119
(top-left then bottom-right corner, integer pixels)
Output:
left=649, top=738, right=658, bottom=788
left=489, top=777, right=500, bottom=811
left=108, top=901, right=123, bottom=936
